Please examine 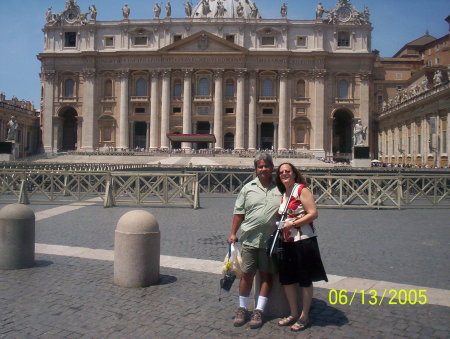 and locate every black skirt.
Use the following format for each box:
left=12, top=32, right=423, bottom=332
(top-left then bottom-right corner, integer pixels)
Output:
left=279, top=237, right=328, bottom=287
